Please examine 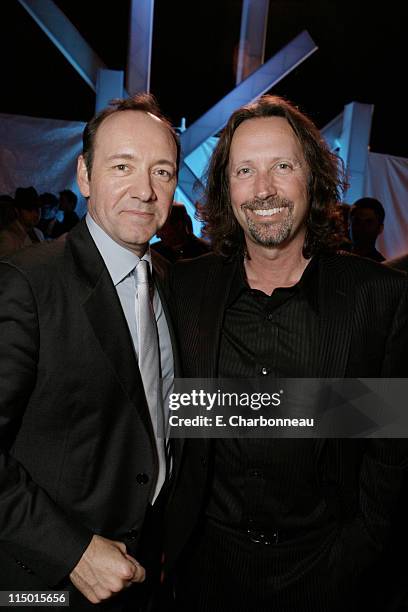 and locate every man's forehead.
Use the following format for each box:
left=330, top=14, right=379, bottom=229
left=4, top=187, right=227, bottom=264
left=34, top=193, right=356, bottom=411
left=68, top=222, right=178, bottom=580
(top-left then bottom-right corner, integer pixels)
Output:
left=233, top=117, right=299, bottom=145
left=99, top=109, right=162, bottom=132
left=94, top=109, right=176, bottom=155
left=235, top=115, right=292, bottom=135
left=229, top=116, right=304, bottom=162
